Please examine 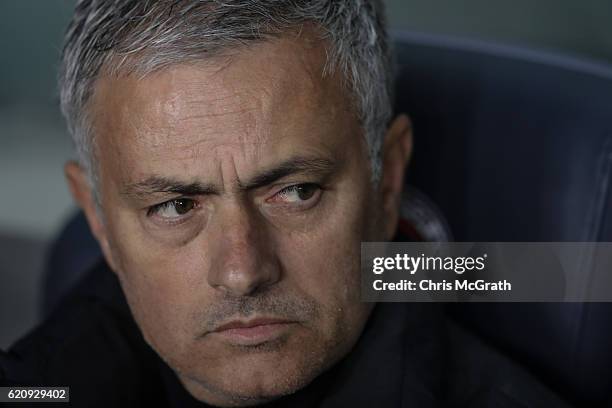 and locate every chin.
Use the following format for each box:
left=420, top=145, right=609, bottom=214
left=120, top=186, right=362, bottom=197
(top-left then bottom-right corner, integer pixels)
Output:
left=179, top=347, right=328, bottom=407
